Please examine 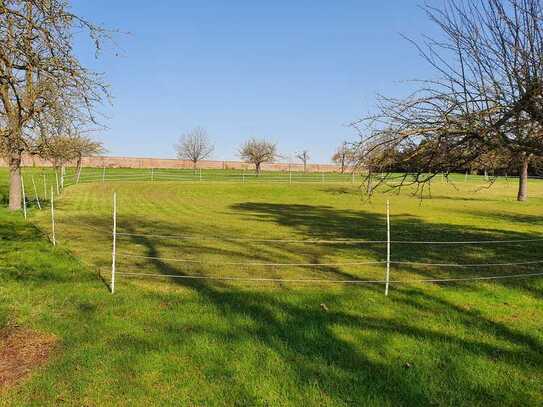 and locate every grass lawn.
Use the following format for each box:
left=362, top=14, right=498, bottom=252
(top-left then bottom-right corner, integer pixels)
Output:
left=1, top=169, right=542, bottom=405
